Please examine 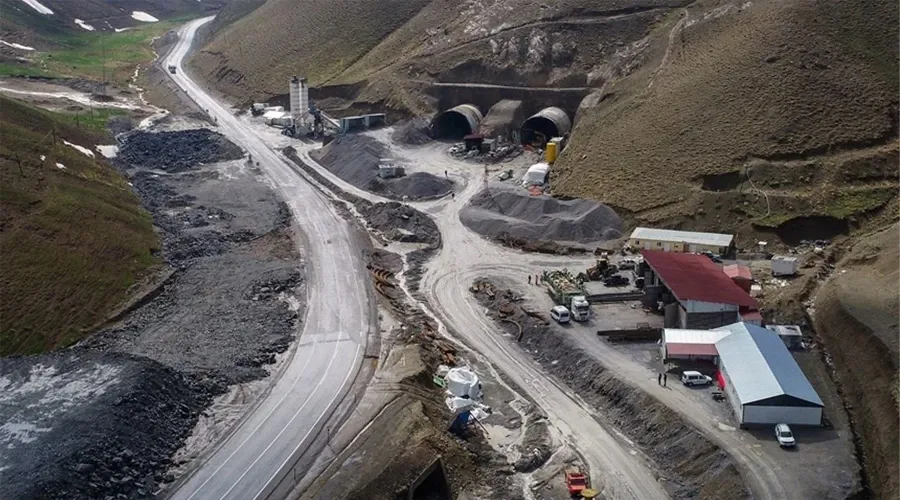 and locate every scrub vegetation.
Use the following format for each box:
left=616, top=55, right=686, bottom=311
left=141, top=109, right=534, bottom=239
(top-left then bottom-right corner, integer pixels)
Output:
left=0, top=96, right=158, bottom=355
